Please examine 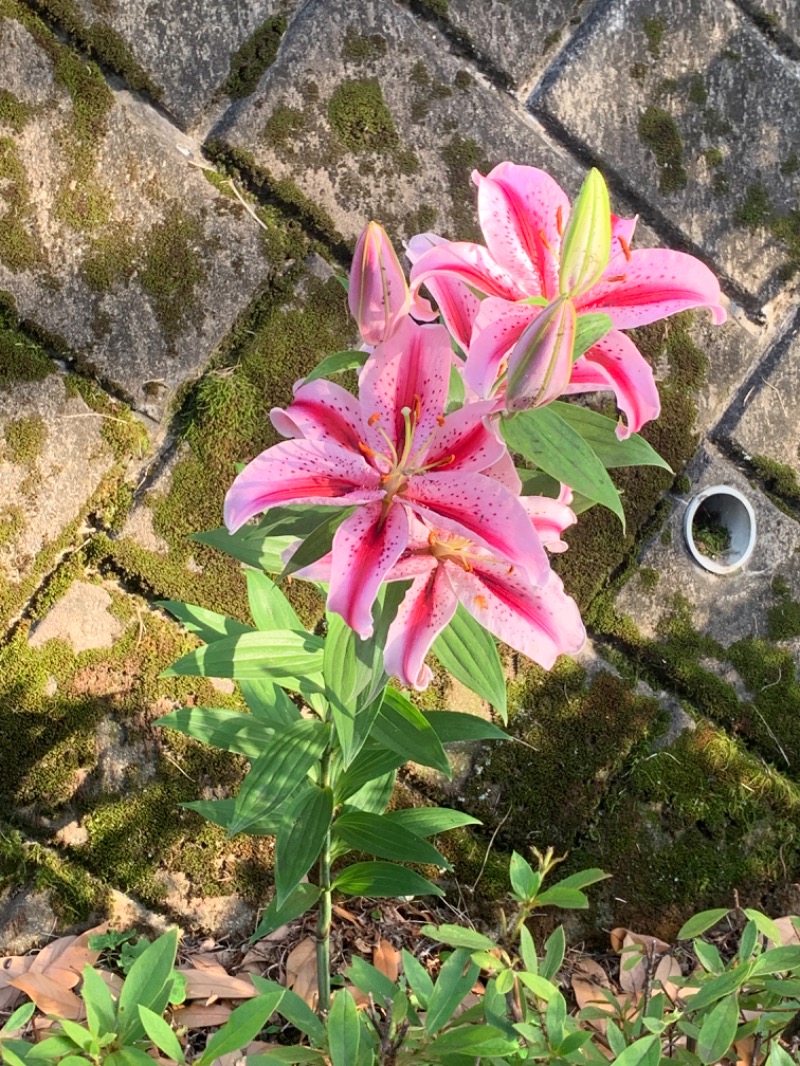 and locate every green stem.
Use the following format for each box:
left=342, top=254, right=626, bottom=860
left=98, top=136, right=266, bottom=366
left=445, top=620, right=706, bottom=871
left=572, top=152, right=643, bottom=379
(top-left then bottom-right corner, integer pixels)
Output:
left=316, top=750, right=333, bottom=1015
